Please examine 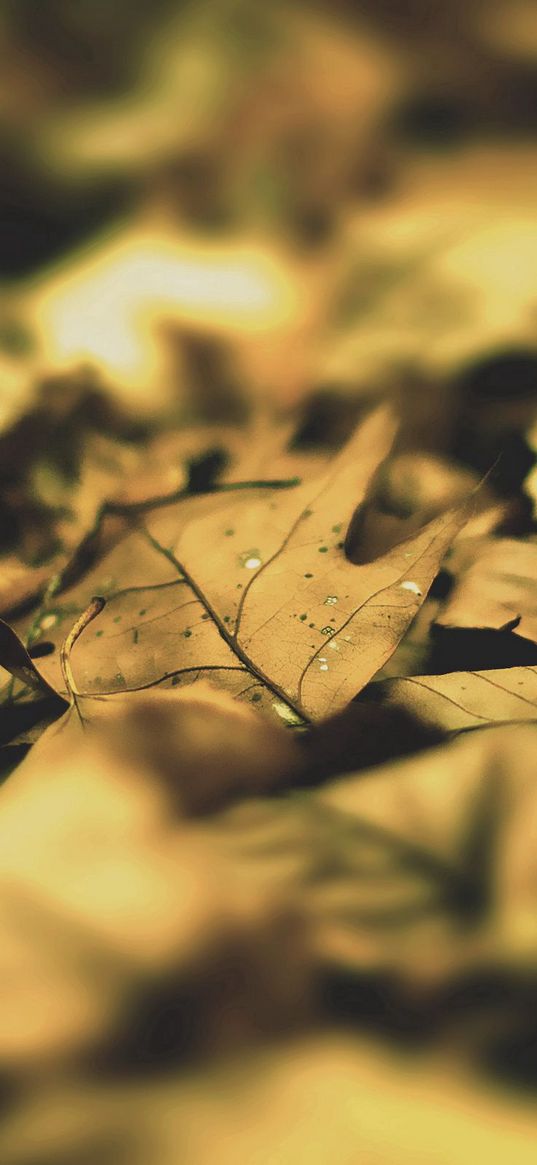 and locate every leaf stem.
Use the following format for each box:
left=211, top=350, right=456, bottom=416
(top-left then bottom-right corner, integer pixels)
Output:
left=60, top=596, right=106, bottom=726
